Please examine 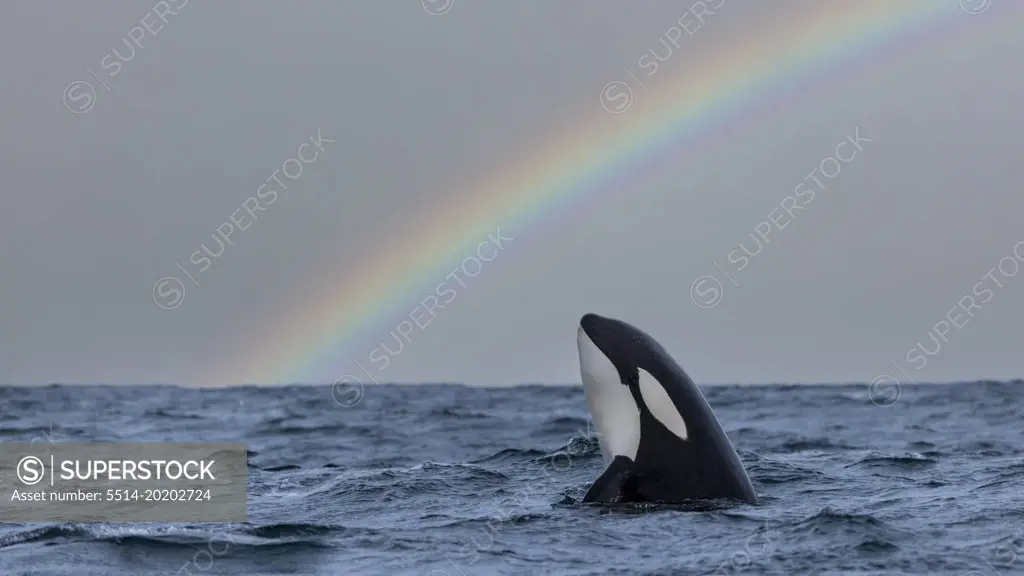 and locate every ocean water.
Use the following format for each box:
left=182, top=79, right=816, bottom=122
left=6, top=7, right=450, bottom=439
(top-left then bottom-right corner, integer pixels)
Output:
left=0, top=382, right=1021, bottom=576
